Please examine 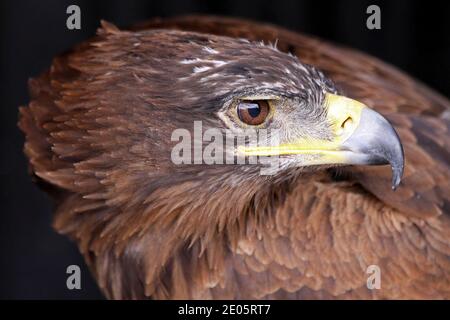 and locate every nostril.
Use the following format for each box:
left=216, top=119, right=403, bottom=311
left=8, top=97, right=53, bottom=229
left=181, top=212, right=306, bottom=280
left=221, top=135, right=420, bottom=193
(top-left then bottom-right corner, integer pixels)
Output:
left=342, top=116, right=353, bottom=129
left=336, top=116, right=354, bottom=136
